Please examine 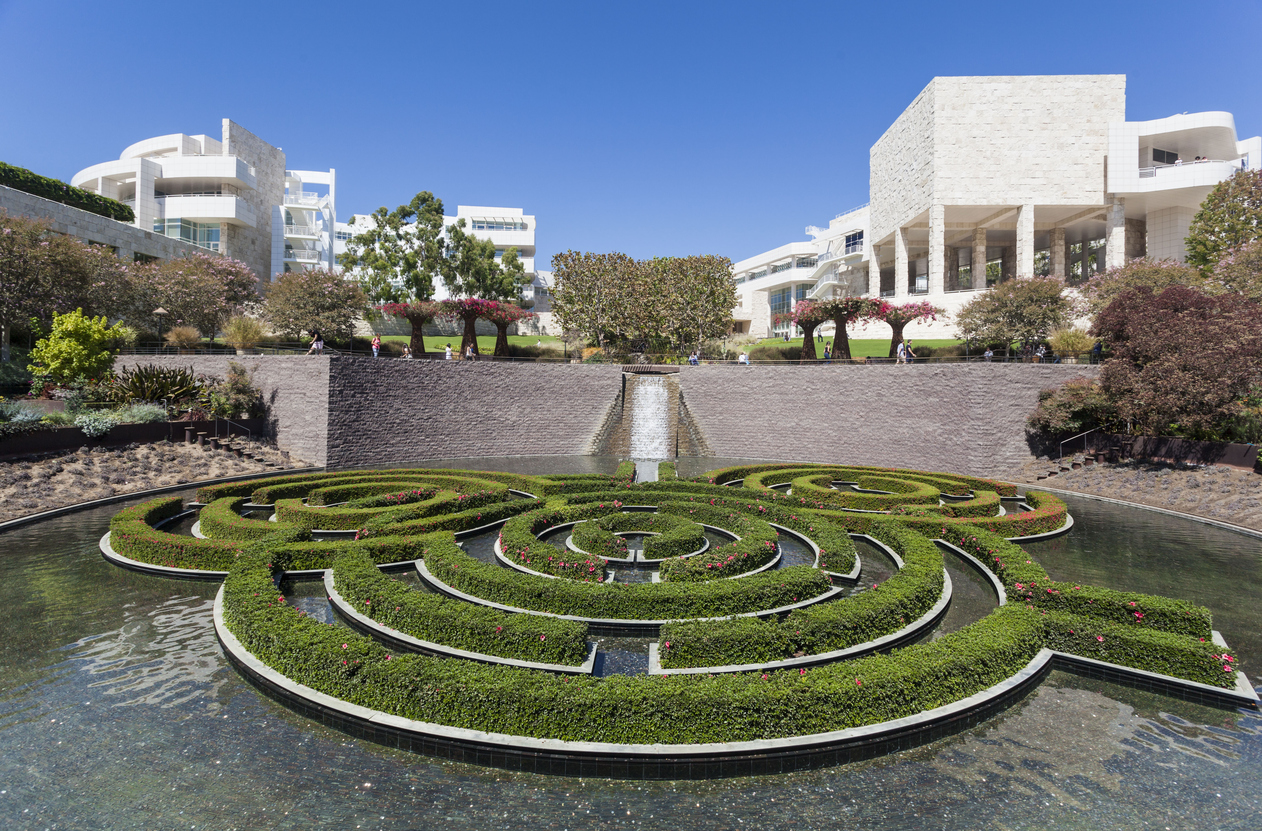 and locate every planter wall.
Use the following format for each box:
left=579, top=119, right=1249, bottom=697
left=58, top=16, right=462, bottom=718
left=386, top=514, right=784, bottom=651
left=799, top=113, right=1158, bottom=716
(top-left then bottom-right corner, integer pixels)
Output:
left=1086, top=433, right=1258, bottom=471
left=0, top=418, right=266, bottom=460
